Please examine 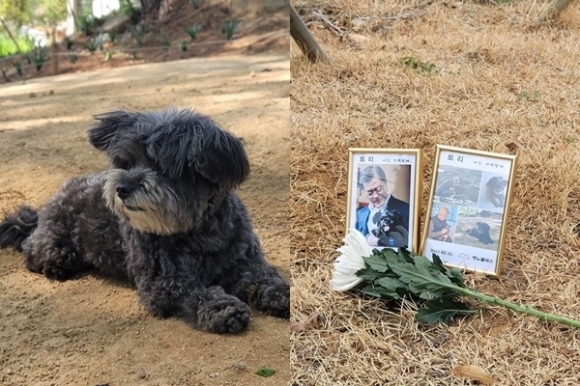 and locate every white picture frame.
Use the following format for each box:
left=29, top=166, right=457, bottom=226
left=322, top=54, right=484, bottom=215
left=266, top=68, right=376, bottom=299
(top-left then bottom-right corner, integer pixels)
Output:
left=346, top=148, right=423, bottom=253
